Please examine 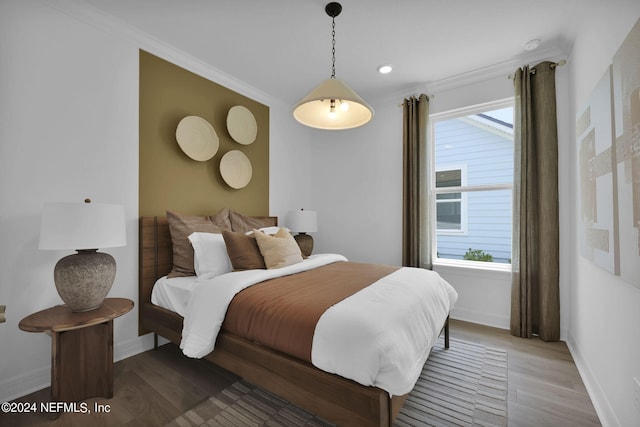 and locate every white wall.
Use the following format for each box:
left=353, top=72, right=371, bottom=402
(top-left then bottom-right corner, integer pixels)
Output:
left=566, top=3, right=640, bottom=426
left=0, top=0, right=141, bottom=401
left=310, top=99, right=404, bottom=265
left=269, top=105, right=314, bottom=221
left=0, top=0, right=311, bottom=403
